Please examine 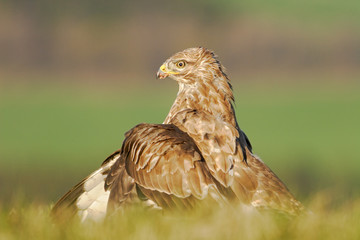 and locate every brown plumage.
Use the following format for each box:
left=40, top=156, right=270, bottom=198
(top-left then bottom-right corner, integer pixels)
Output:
left=52, top=47, right=304, bottom=222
